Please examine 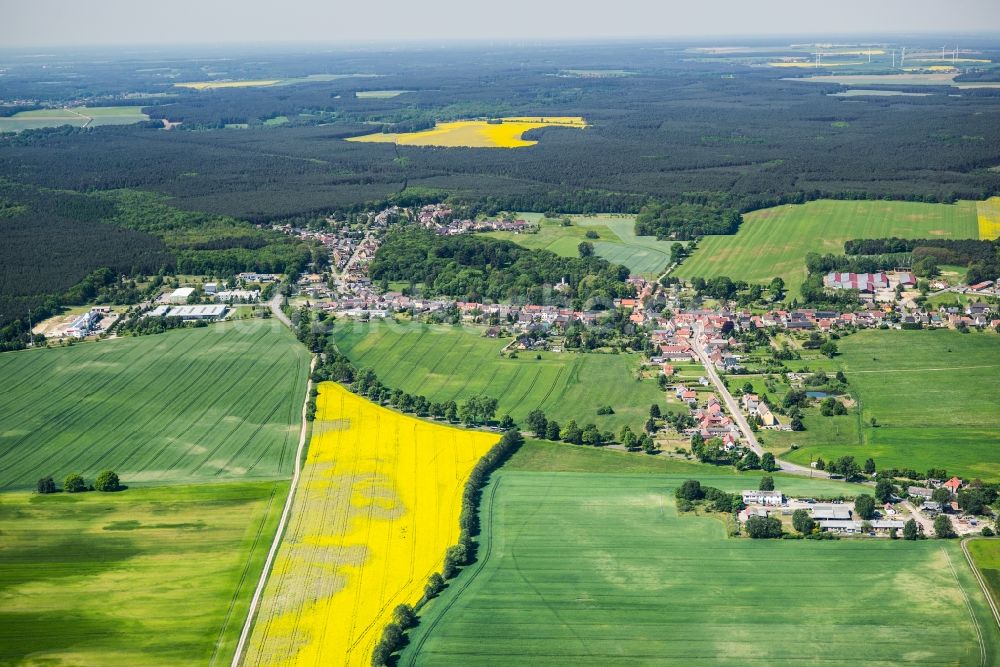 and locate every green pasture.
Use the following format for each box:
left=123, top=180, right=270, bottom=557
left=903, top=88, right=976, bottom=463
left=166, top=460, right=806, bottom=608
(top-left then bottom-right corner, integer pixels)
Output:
left=487, top=214, right=674, bottom=277
left=0, top=320, right=310, bottom=490
left=675, top=199, right=980, bottom=298
left=0, top=106, right=149, bottom=132
left=770, top=330, right=1000, bottom=479
left=0, top=480, right=286, bottom=665
left=402, top=471, right=995, bottom=665
left=968, top=539, right=1000, bottom=614
left=332, top=320, right=666, bottom=433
